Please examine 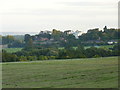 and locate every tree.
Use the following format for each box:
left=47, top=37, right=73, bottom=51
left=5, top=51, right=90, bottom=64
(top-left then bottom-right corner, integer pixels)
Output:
left=52, top=29, right=63, bottom=41
left=75, top=45, right=86, bottom=58
left=24, top=34, right=31, bottom=43
left=2, top=50, right=19, bottom=62
left=27, top=56, right=37, bottom=61
left=19, top=56, right=27, bottom=61
left=24, top=34, right=34, bottom=50
left=2, top=35, right=15, bottom=45
left=38, top=55, right=48, bottom=60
